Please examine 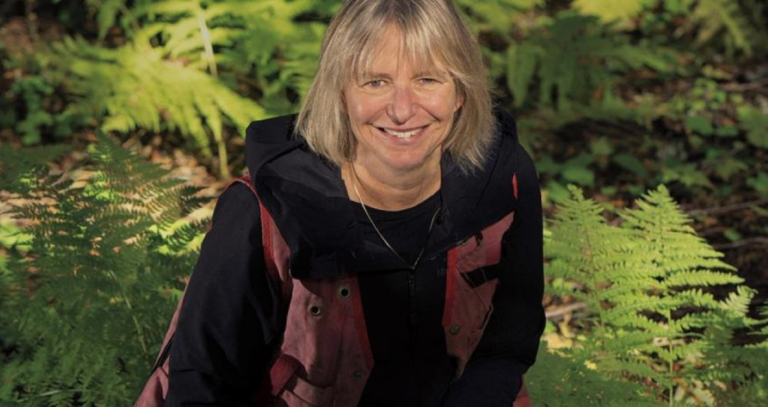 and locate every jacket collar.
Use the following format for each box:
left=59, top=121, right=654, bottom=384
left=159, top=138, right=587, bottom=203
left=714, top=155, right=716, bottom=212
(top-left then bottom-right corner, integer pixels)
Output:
left=245, top=110, right=520, bottom=279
